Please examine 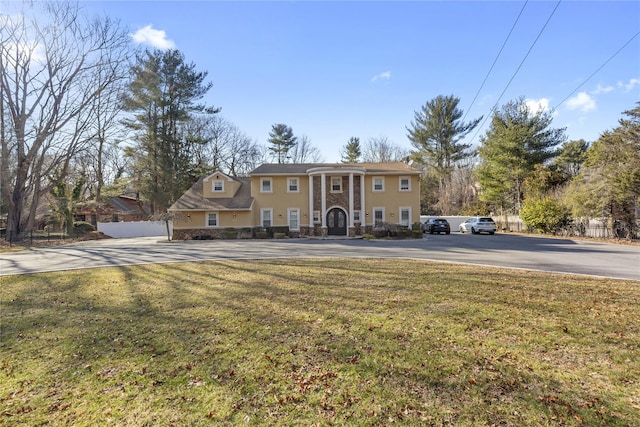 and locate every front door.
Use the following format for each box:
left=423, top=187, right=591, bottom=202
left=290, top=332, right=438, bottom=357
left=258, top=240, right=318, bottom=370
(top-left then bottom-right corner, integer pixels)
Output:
left=327, top=208, right=347, bottom=236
